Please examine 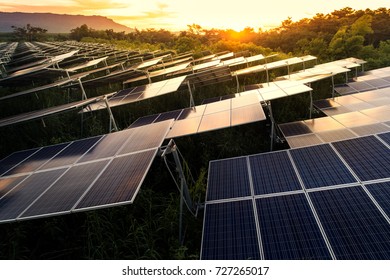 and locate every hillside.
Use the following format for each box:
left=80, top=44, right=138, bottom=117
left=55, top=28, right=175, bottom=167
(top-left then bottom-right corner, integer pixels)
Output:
left=0, top=12, right=134, bottom=33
